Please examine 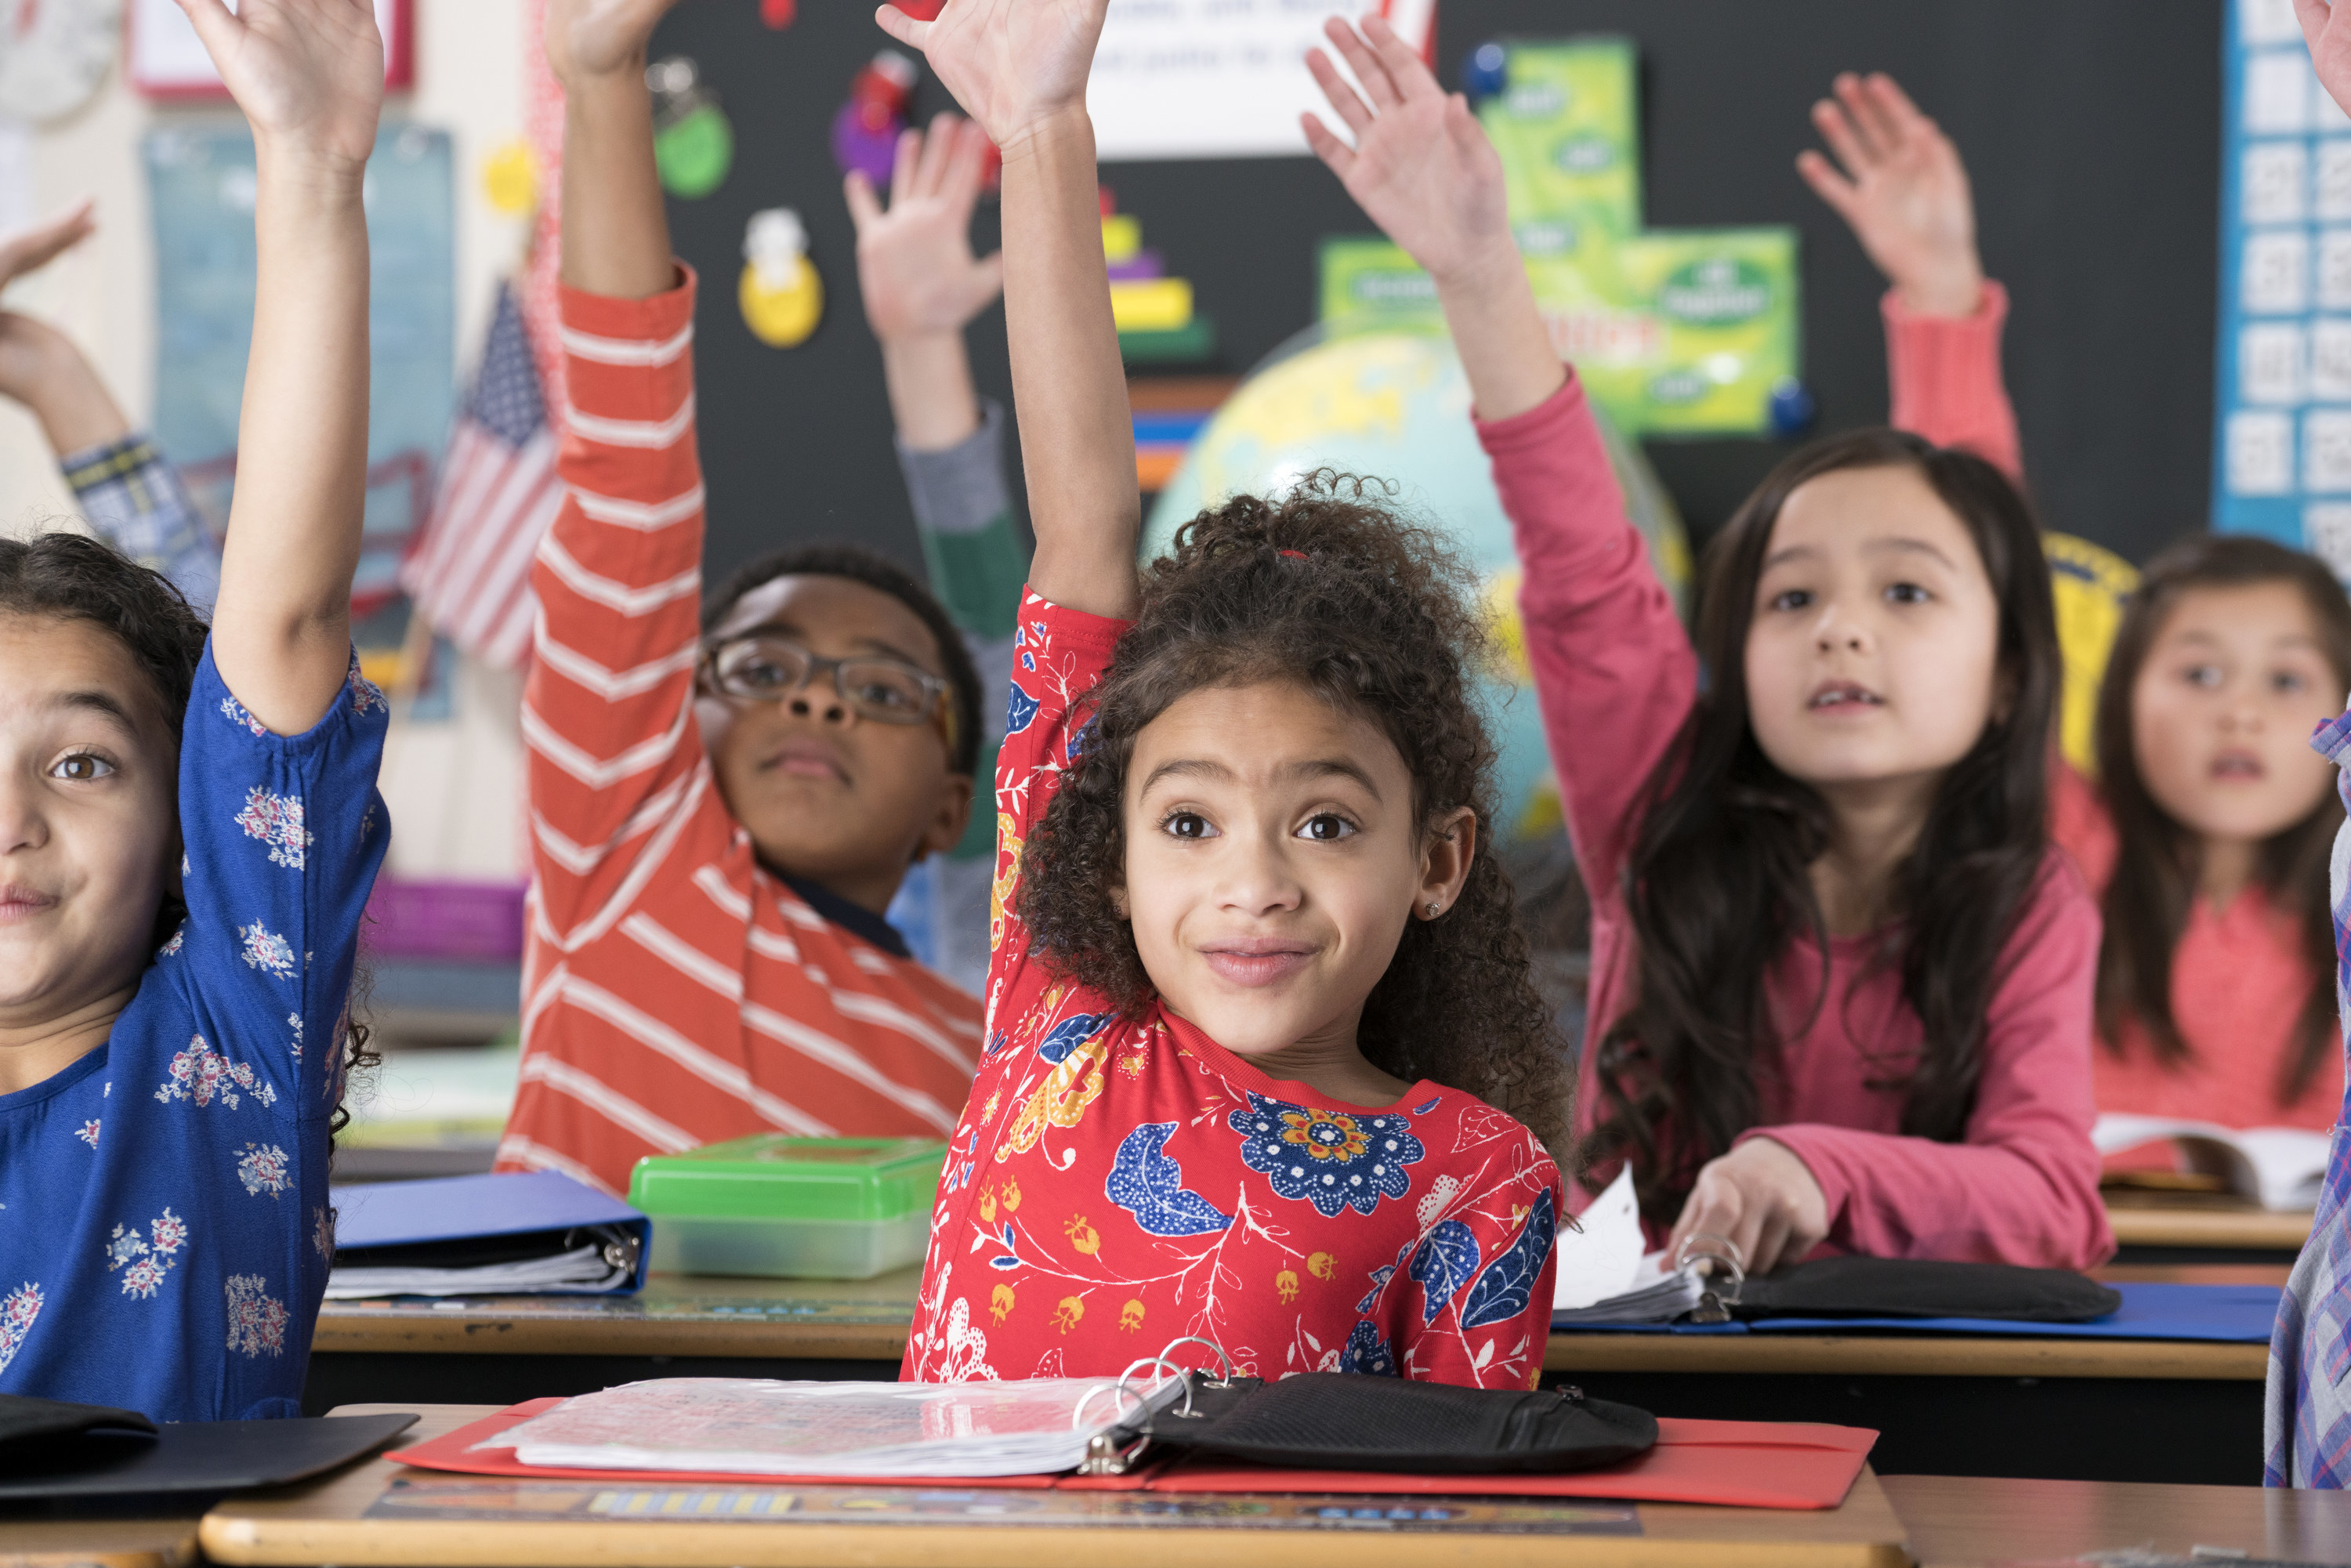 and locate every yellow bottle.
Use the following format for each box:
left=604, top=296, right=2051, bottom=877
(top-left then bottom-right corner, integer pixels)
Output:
left=740, top=208, right=824, bottom=349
